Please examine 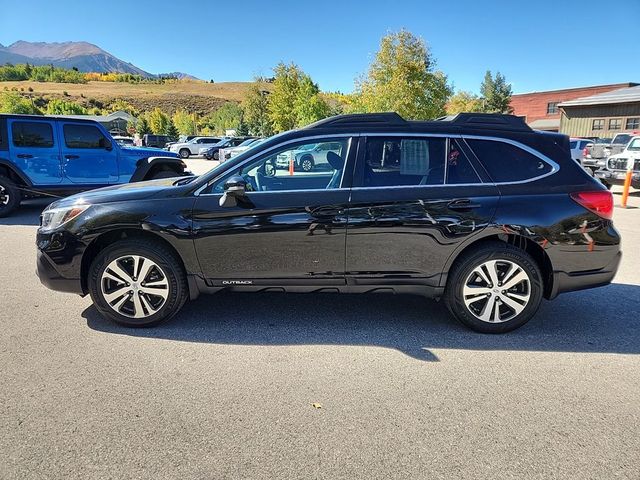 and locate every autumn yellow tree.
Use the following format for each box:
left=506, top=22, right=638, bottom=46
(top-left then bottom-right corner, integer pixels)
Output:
left=446, top=91, right=484, bottom=115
